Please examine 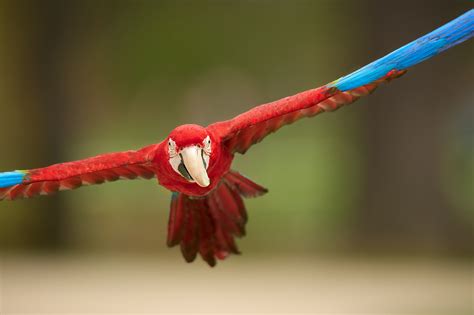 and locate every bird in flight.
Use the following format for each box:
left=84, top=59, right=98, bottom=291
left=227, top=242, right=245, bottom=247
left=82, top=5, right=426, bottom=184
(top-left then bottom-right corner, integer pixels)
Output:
left=1, top=10, right=472, bottom=266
